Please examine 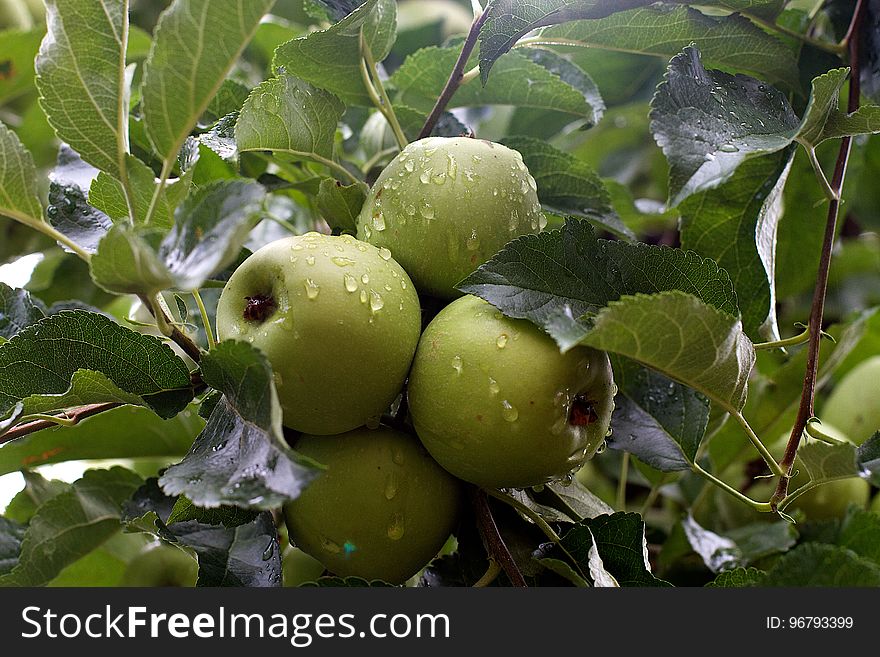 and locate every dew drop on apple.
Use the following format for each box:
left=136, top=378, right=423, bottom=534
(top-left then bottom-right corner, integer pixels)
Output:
left=496, top=334, right=508, bottom=349
left=501, top=400, right=518, bottom=422
left=419, top=169, right=432, bottom=184
left=384, top=473, right=398, bottom=500
left=451, top=355, right=463, bottom=374
left=304, top=278, right=320, bottom=299
left=378, top=247, right=392, bottom=261
left=466, top=229, right=480, bottom=251
left=387, top=513, right=405, bottom=540
left=404, top=159, right=415, bottom=172
left=369, top=291, right=384, bottom=313
left=359, top=289, right=368, bottom=304
left=372, top=212, right=386, bottom=231
left=419, top=203, right=434, bottom=219
left=306, top=255, right=315, bottom=266
left=488, top=377, right=500, bottom=396
left=331, top=256, right=355, bottom=267
left=320, top=536, right=342, bottom=554
left=343, top=273, right=358, bottom=293
left=392, top=447, right=405, bottom=465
